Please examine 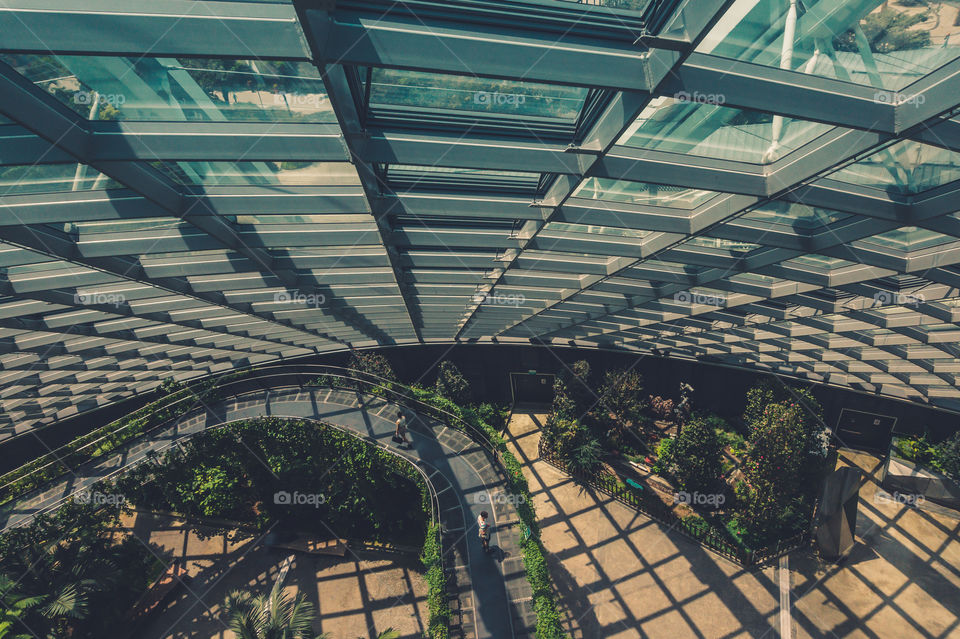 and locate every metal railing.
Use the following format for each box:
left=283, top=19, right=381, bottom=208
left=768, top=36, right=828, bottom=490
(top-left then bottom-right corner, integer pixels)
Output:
left=538, top=438, right=809, bottom=567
